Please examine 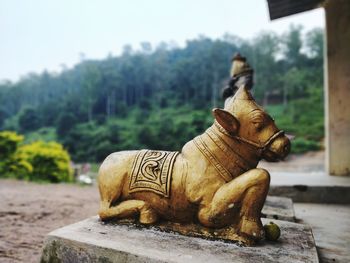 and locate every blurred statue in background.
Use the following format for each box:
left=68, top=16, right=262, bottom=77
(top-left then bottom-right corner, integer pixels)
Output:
left=97, top=54, right=290, bottom=245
